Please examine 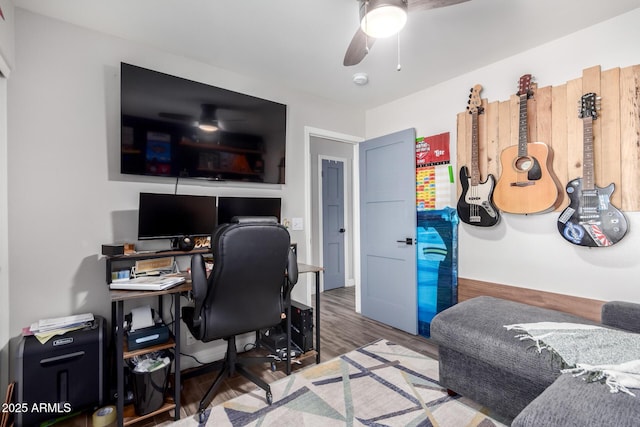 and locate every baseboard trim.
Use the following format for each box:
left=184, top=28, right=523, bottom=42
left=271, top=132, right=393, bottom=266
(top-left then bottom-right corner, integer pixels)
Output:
left=458, top=278, right=604, bottom=322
